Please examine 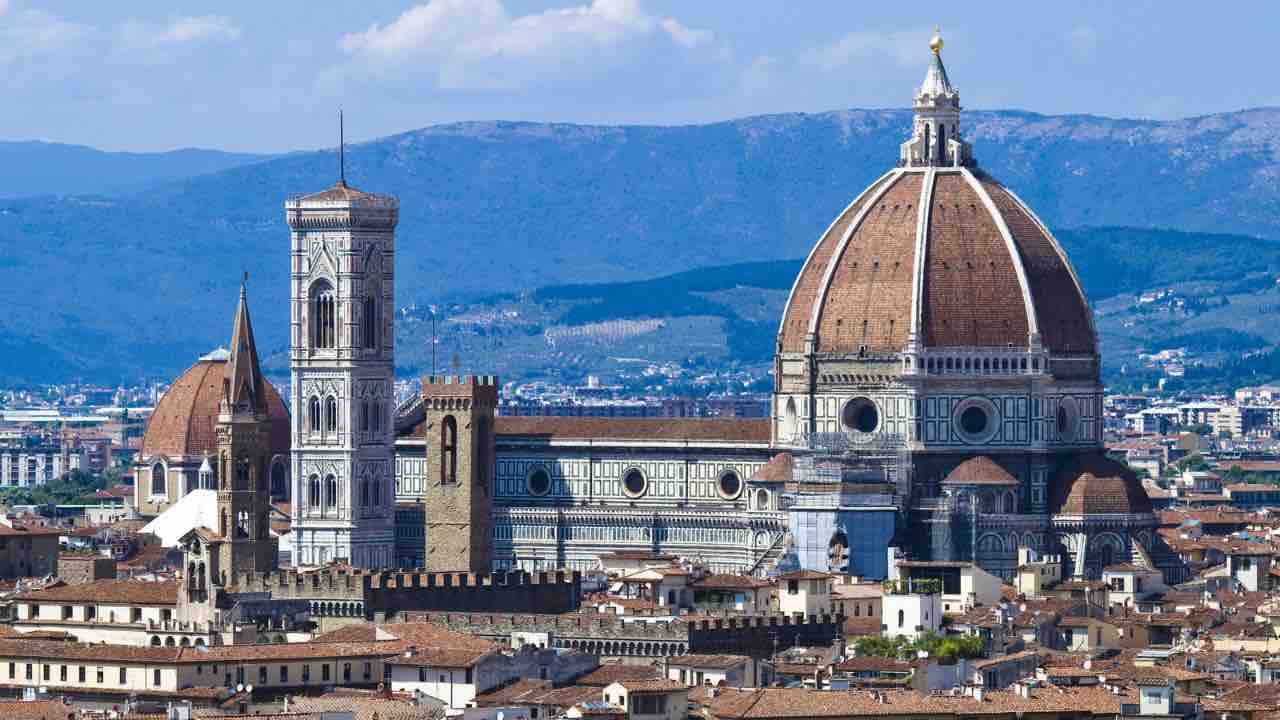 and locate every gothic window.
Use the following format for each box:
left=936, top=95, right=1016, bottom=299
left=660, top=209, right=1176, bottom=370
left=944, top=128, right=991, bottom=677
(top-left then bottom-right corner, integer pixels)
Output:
left=360, top=402, right=369, bottom=432
left=270, top=459, right=287, bottom=498
left=324, top=475, right=337, bottom=509
left=324, top=396, right=338, bottom=433
left=236, top=511, right=249, bottom=538
left=259, top=512, right=269, bottom=539
left=360, top=479, right=369, bottom=507
left=310, top=280, right=336, bottom=349
left=363, top=288, right=380, bottom=350
left=236, top=459, right=250, bottom=490
left=372, top=477, right=381, bottom=506
left=441, top=415, right=458, bottom=485
left=220, top=510, right=228, bottom=537
left=308, top=397, right=320, bottom=433
left=308, top=475, right=320, bottom=509
left=150, top=462, right=166, bottom=496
